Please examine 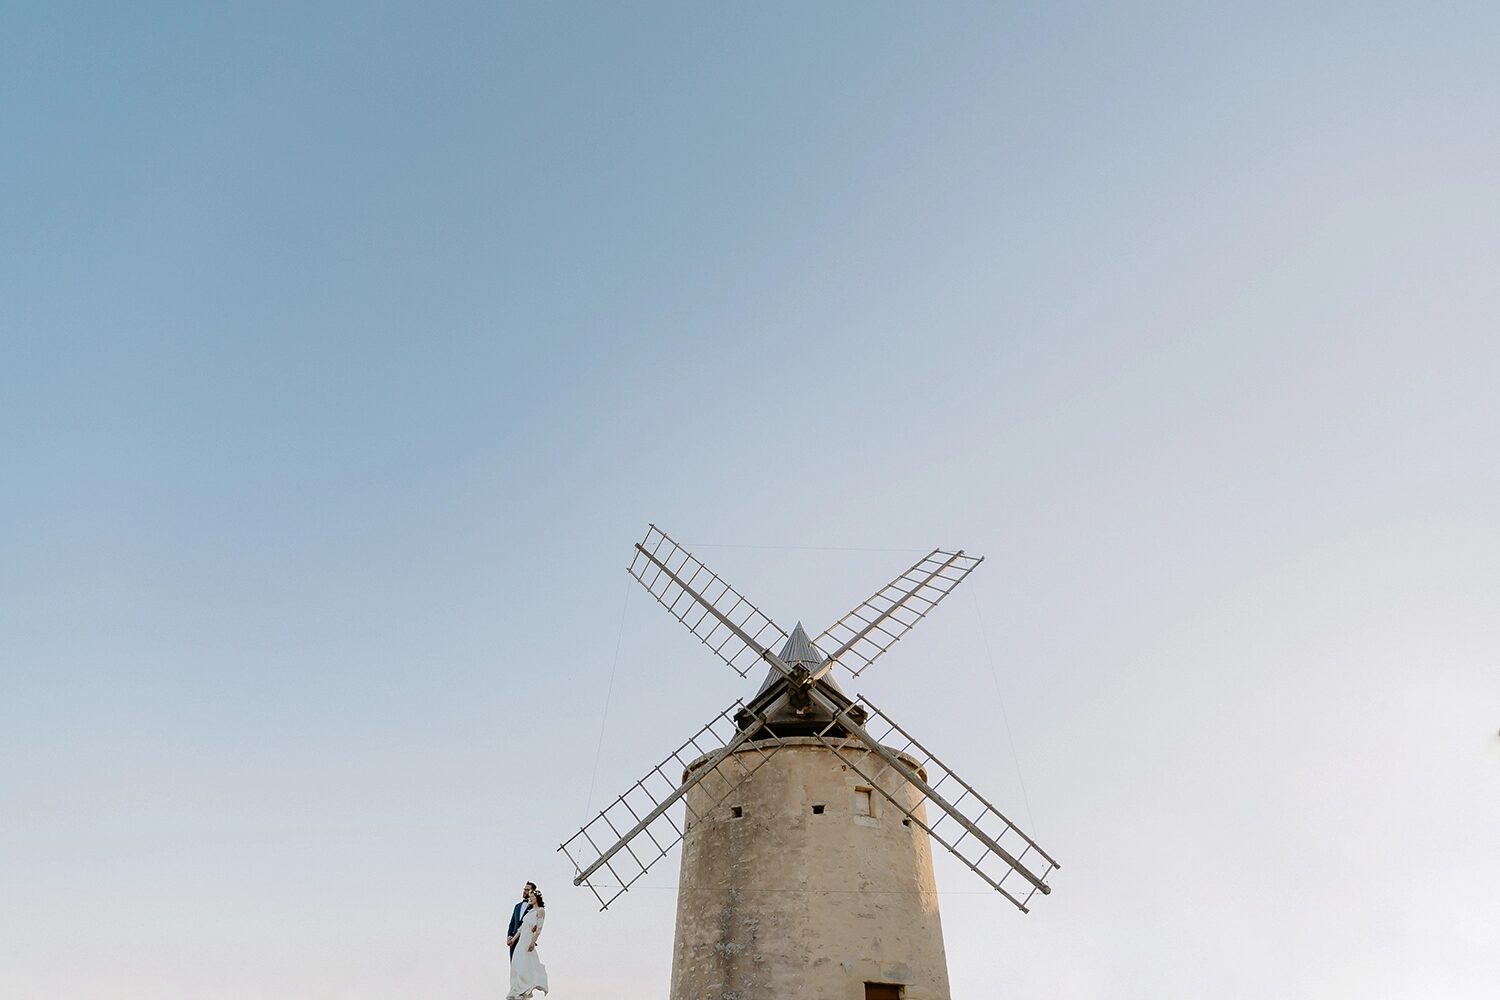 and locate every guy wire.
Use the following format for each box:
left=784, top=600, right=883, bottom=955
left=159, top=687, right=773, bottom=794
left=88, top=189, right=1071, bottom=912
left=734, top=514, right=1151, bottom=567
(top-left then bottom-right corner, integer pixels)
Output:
left=585, top=577, right=631, bottom=816
left=971, top=587, right=1038, bottom=838
left=685, top=542, right=928, bottom=554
